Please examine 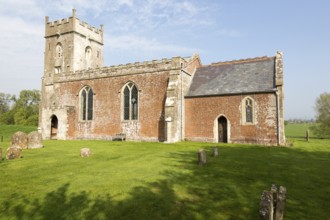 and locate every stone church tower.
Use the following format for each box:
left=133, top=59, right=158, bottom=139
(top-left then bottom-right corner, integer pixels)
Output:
left=40, top=9, right=105, bottom=140
left=44, top=9, right=103, bottom=74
